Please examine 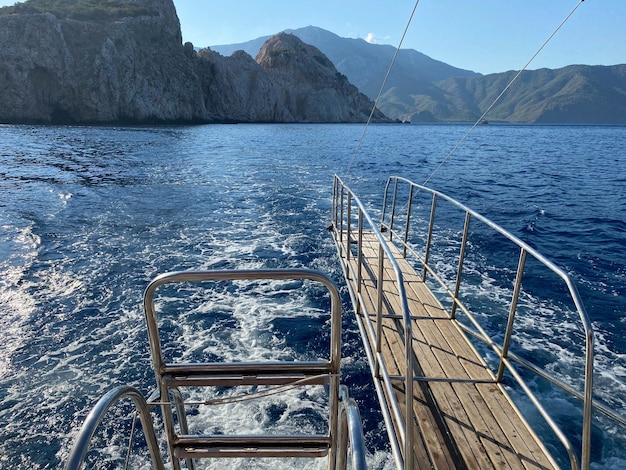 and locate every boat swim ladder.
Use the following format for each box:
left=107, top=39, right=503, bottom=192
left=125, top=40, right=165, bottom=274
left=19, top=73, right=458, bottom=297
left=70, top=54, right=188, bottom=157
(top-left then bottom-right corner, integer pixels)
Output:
left=66, top=269, right=367, bottom=470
